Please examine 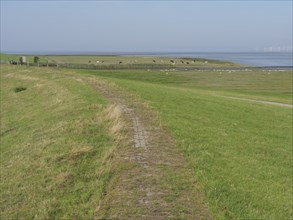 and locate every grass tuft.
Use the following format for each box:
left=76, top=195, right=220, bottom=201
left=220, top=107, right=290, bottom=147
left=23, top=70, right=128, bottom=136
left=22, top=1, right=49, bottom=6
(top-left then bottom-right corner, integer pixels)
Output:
left=69, top=146, right=93, bottom=160
left=14, top=86, right=27, bottom=93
